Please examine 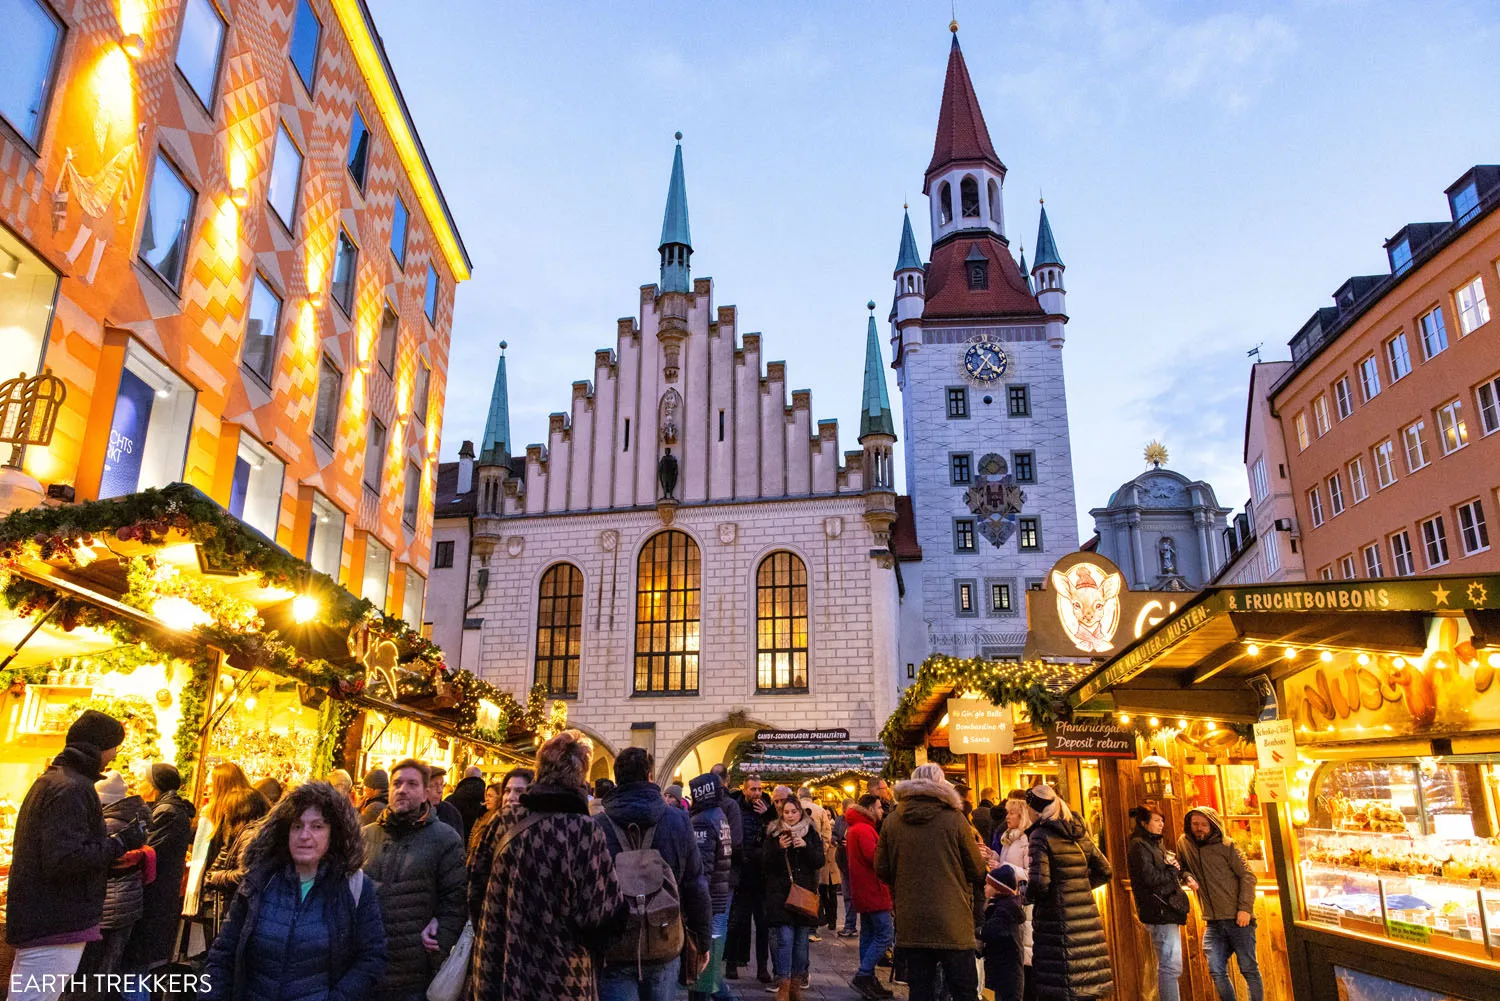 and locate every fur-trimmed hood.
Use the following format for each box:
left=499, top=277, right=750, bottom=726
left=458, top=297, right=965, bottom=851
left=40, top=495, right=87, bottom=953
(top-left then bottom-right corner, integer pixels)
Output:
left=893, top=776, right=963, bottom=825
